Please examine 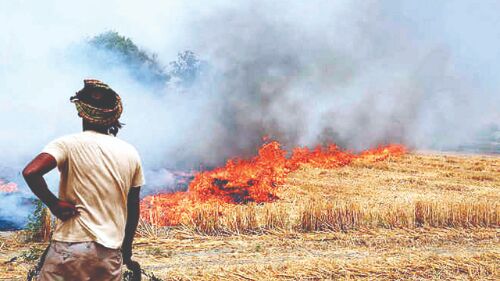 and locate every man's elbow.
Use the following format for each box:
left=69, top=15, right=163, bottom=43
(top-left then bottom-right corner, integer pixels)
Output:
left=22, top=165, right=39, bottom=180
left=22, top=153, right=57, bottom=180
